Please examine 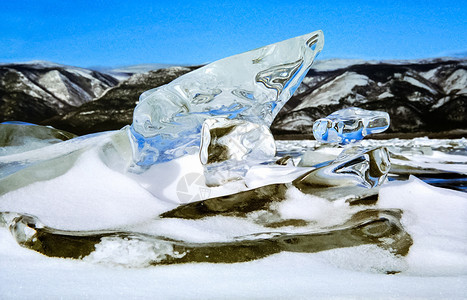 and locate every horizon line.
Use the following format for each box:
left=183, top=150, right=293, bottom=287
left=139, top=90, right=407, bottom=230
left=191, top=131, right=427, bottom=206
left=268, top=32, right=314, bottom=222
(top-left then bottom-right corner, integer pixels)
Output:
left=1, top=55, right=465, bottom=71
